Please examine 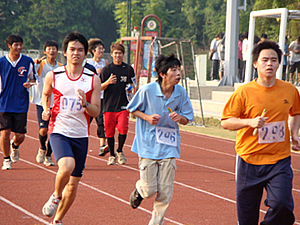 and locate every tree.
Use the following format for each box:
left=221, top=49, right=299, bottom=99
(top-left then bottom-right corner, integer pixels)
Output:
left=0, top=0, right=118, bottom=50
left=253, top=0, right=300, bottom=42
